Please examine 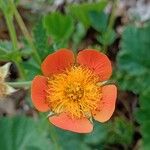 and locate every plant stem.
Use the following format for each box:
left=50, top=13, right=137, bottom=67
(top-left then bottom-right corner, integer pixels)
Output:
left=13, top=60, right=26, bottom=80
left=102, top=0, right=117, bottom=53
left=4, top=12, right=26, bottom=79
left=7, top=81, right=31, bottom=88
left=11, top=0, right=41, bottom=65
left=108, top=0, right=118, bottom=30
left=5, top=14, right=18, bottom=50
